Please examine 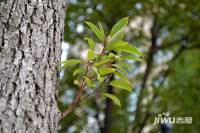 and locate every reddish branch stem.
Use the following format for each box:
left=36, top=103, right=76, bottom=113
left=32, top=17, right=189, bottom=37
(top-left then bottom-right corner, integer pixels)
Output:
left=62, top=39, right=108, bottom=119
left=61, top=61, right=89, bottom=118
